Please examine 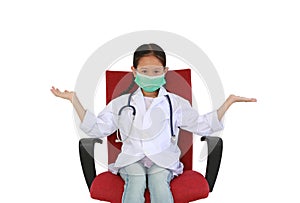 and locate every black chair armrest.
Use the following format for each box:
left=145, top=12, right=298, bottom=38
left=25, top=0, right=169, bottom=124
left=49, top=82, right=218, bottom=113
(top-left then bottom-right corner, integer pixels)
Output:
left=200, top=136, right=223, bottom=192
left=79, top=138, right=103, bottom=190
